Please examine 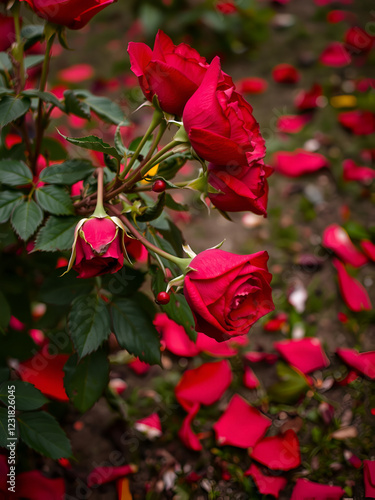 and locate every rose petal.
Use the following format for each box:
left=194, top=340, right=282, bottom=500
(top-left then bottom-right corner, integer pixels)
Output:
left=213, top=394, right=271, bottom=448
left=332, top=259, right=372, bottom=312
left=154, top=313, right=200, bottom=357
left=244, top=351, right=278, bottom=364
left=134, top=413, right=162, bottom=440
left=336, top=348, right=375, bottom=379
left=244, top=463, right=287, bottom=498
left=322, top=224, right=368, bottom=267
left=175, top=360, right=232, bottom=411
left=243, top=366, right=260, bottom=389
left=58, top=64, right=94, bottom=83
left=272, top=64, right=300, bottom=84
left=178, top=402, right=202, bottom=451
left=274, top=338, right=330, bottom=374
left=364, top=460, right=375, bottom=498
left=319, top=42, right=351, bottom=67
left=235, top=77, right=268, bottom=94
left=128, top=358, right=150, bottom=375
left=361, top=240, right=375, bottom=261
left=273, top=149, right=328, bottom=177
left=17, top=345, right=69, bottom=401
left=339, top=110, right=375, bottom=135
left=343, top=159, right=375, bottom=183
left=277, top=114, right=311, bottom=134
left=250, top=430, right=301, bottom=471
left=263, top=313, right=288, bottom=332
left=291, top=478, right=345, bottom=500
left=87, top=464, right=137, bottom=487
left=15, top=471, right=65, bottom=500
